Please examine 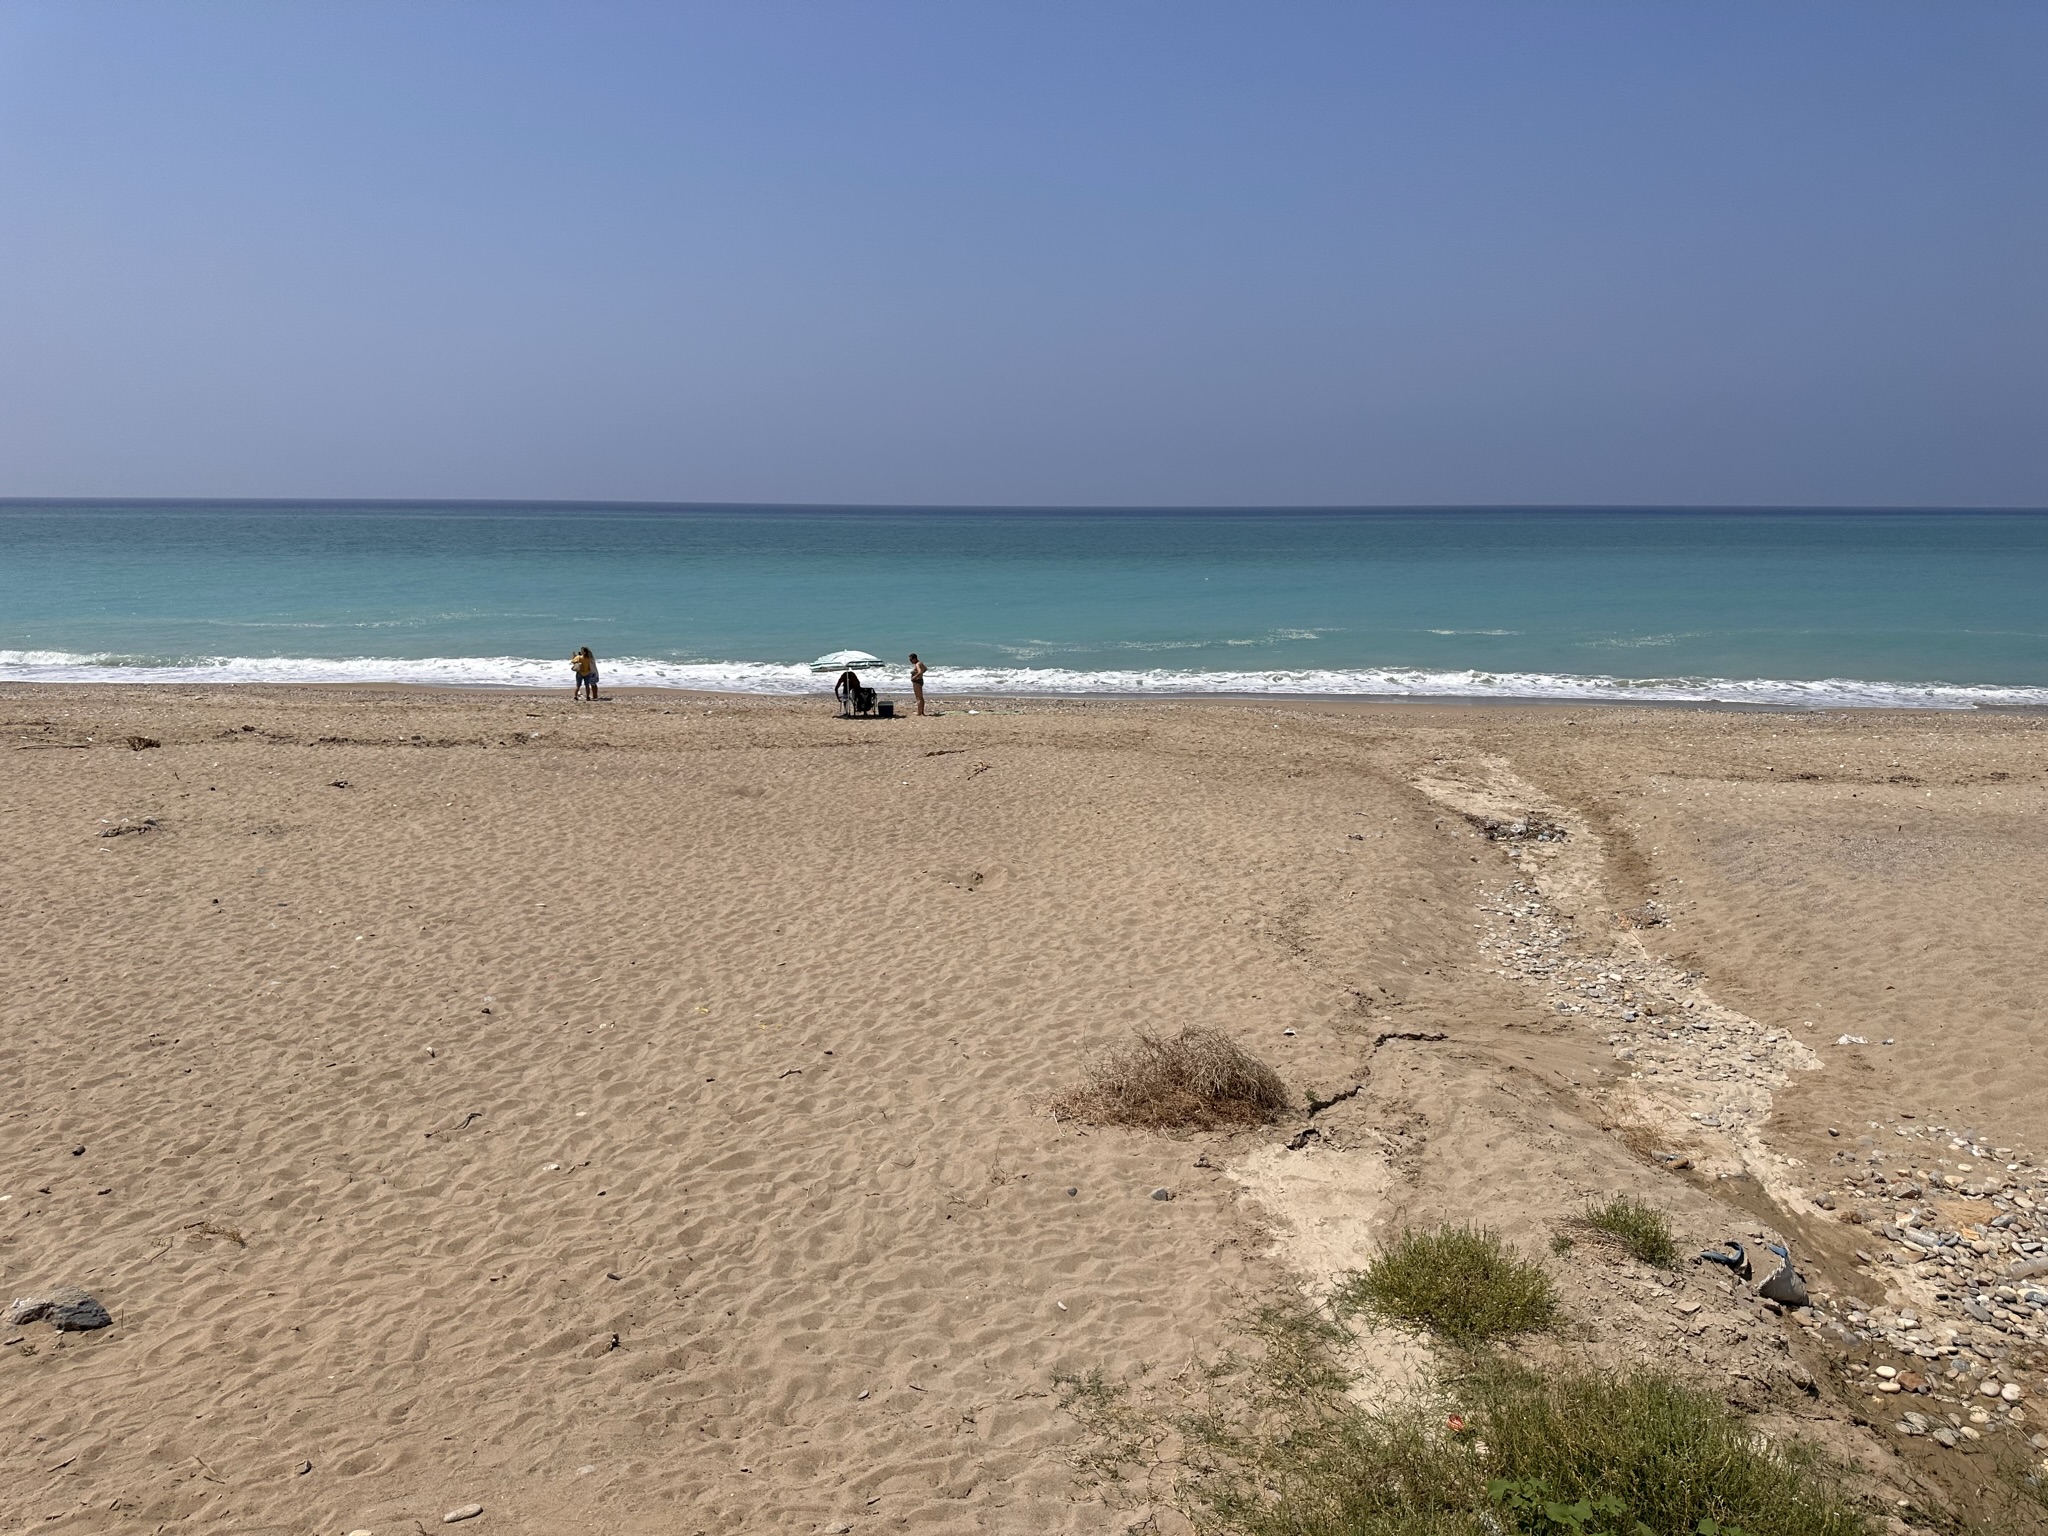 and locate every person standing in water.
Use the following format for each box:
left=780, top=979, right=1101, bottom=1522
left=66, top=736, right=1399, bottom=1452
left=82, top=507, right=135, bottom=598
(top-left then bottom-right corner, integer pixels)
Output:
left=908, top=653, right=927, bottom=716
left=571, top=647, right=599, bottom=700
